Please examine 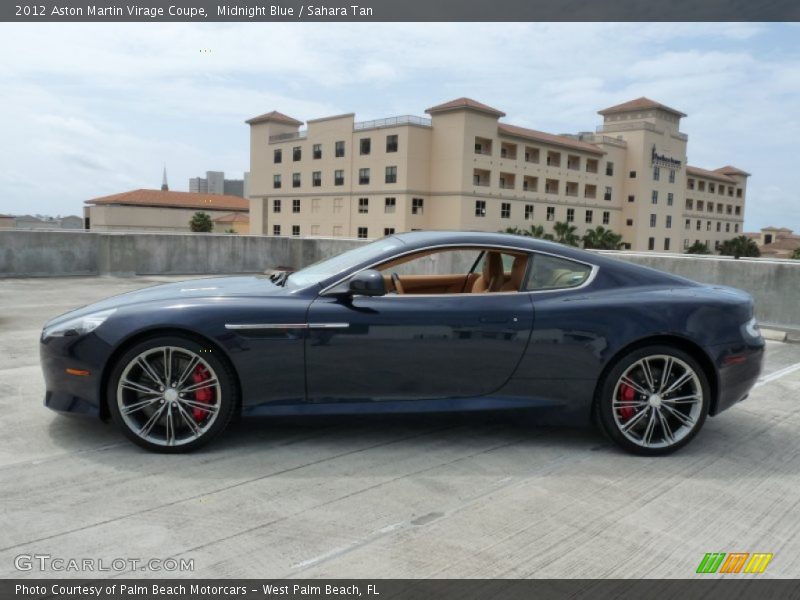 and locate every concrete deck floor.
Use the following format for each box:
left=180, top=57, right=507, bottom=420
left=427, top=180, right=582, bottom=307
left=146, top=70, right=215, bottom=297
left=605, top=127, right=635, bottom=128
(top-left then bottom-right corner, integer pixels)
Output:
left=1, top=275, right=799, bottom=579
